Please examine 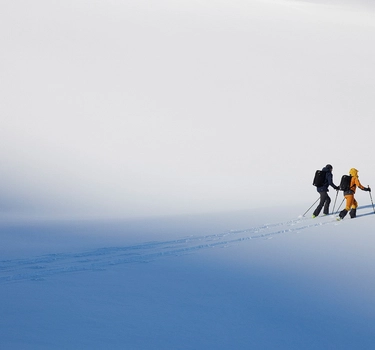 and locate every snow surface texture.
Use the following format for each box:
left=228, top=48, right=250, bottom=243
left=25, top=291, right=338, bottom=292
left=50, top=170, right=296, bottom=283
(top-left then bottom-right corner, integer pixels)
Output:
left=1, top=204, right=375, bottom=349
